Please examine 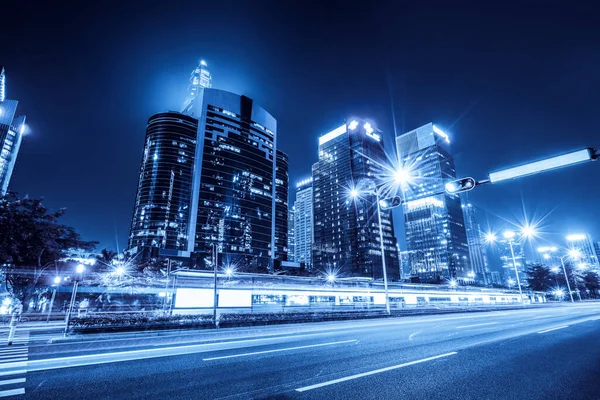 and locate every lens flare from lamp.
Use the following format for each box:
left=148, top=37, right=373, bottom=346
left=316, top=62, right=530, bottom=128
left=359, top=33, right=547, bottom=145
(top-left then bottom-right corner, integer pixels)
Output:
left=503, top=230, right=516, bottom=239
